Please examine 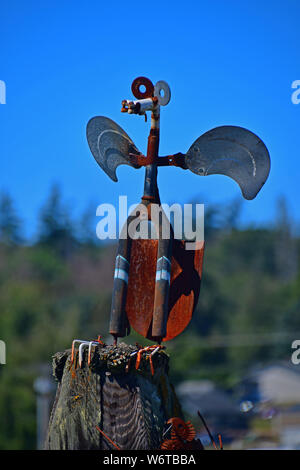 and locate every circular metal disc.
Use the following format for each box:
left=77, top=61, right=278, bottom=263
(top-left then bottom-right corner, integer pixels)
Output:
left=154, top=80, right=171, bottom=106
left=131, top=77, right=154, bottom=99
